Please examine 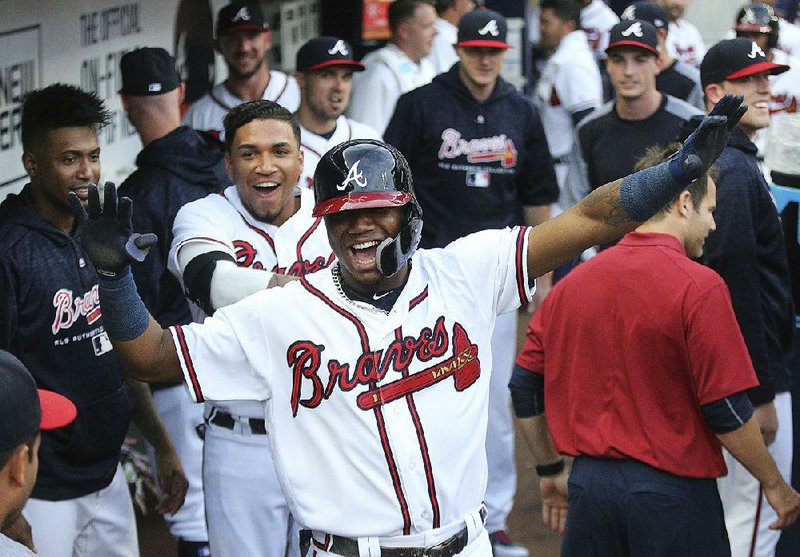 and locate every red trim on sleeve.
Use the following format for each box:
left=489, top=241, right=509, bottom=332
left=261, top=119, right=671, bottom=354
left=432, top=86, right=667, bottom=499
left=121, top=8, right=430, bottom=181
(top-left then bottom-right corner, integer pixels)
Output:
left=175, top=326, right=205, bottom=403
left=515, top=227, right=530, bottom=306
